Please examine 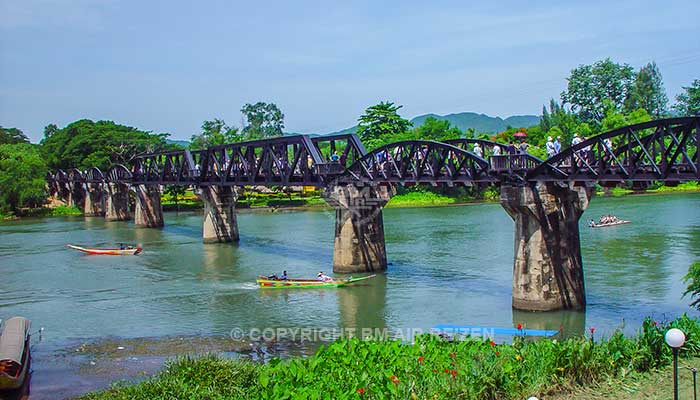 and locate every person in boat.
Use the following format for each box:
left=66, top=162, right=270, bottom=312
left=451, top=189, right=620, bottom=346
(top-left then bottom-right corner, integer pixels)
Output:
left=317, top=272, right=333, bottom=282
left=279, top=270, right=288, bottom=280
left=119, top=243, right=126, bottom=250
left=589, top=219, right=595, bottom=227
